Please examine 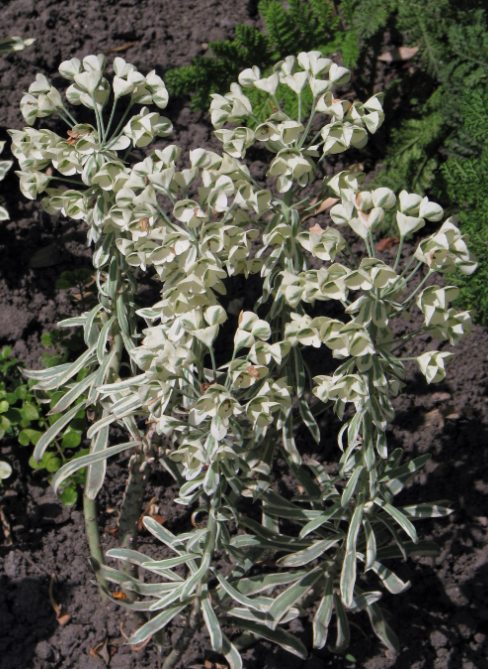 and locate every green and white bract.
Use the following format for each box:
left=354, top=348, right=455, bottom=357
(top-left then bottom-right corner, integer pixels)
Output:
left=10, top=52, right=476, bottom=666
